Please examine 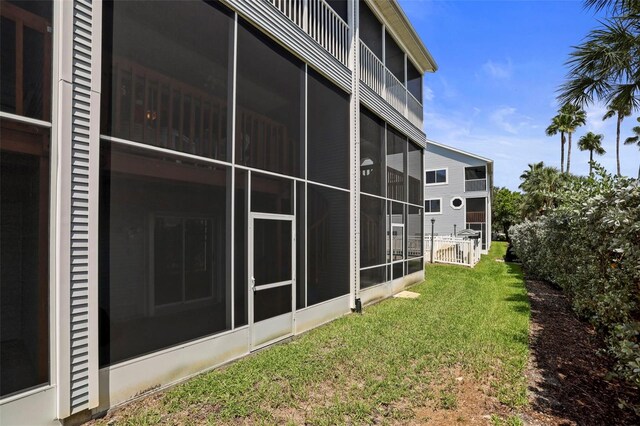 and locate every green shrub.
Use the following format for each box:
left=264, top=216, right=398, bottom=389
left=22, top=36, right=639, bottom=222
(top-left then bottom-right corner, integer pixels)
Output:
left=510, top=169, right=640, bottom=392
